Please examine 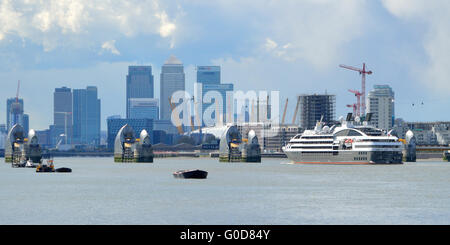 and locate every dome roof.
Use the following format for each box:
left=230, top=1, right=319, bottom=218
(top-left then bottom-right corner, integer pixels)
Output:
left=140, top=129, right=151, bottom=145
left=248, top=130, right=258, bottom=144
left=405, top=130, right=416, bottom=143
